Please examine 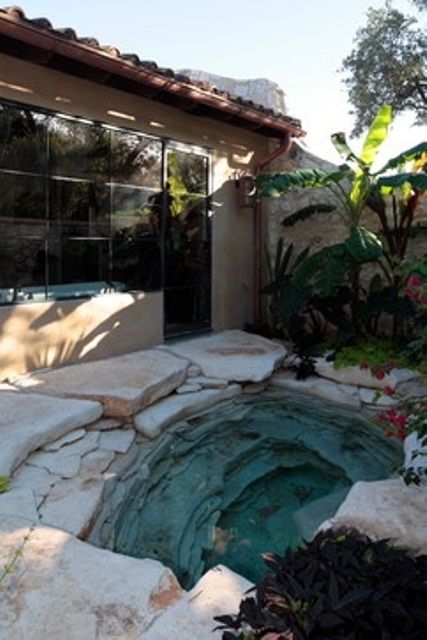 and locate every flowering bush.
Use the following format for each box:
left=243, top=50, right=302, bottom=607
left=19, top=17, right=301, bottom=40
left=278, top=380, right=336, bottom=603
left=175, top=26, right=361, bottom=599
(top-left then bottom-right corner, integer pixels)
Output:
left=376, top=392, right=427, bottom=485
left=404, top=272, right=427, bottom=305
